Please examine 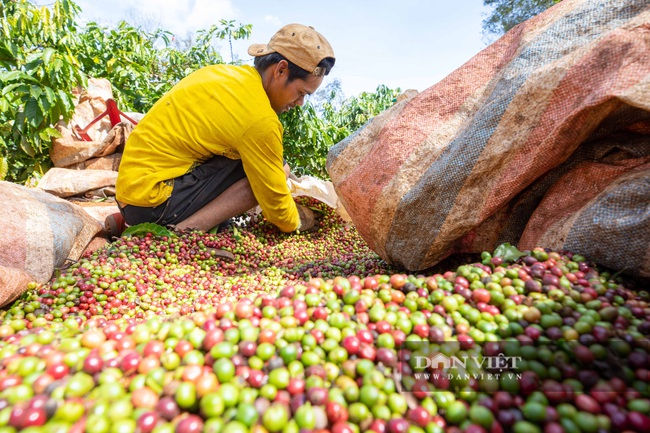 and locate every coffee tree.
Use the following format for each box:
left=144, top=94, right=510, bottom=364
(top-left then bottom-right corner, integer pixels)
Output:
left=281, top=84, right=401, bottom=179
left=0, top=0, right=84, bottom=182
left=0, top=0, right=230, bottom=182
